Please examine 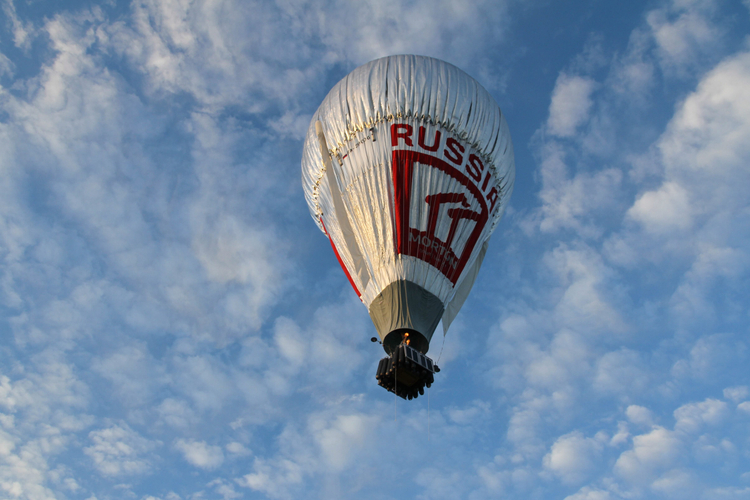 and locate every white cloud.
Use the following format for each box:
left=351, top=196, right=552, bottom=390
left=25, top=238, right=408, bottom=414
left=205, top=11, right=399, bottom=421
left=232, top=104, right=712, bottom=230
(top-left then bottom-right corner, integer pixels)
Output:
left=0, top=5, right=295, bottom=356
left=447, top=400, right=491, bottom=426
left=0, top=0, right=749, bottom=499
left=2, top=0, right=34, bottom=50
left=545, top=245, right=626, bottom=335
left=610, top=421, right=630, bottom=447
left=106, top=0, right=306, bottom=110
left=171, top=354, right=235, bottom=413
left=673, top=398, right=727, bottom=434
left=564, top=486, right=613, bottom=500
left=156, top=398, right=197, bottom=430
left=705, top=486, right=750, bottom=499
left=0, top=354, right=89, bottom=424
left=723, top=386, right=749, bottom=403
left=311, top=413, right=379, bottom=472
left=609, top=27, right=657, bottom=99
left=505, top=404, right=544, bottom=458
left=547, top=74, right=597, bottom=137
left=487, top=7, right=750, bottom=499
left=318, top=0, right=513, bottom=76
left=536, top=142, right=624, bottom=235
left=490, top=4, right=750, bottom=499
left=614, top=426, right=682, bottom=484
left=192, top=216, right=278, bottom=287
left=476, top=456, right=510, bottom=494
left=91, top=343, right=167, bottom=408
left=288, top=296, right=370, bottom=389
left=627, top=181, right=692, bottom=233
left=240, top=457, right=305, bottom=500
left=0, top=427, right=59, bottom=500
left=543, top=431, right=605, bottom=484
left=524, top=331, right=590, bottom=389
left=174, top=438, right=224, bottom=470
left=0, top=51, right=13, bottom=78
left=0, top=357, right=96, bottom=500
left=140, top=494, right=181, bottom=500
left=0, top=427, right=15, bottom=455
left=646, top=0, right=723, bottom=73
left=671, top=334, right=742, bottom=381
left=661, top=51, right=750, bottom=193
left=191, top=213, right=283, bottom=333
left=650, top=468, right=698, bottom=497
left=628, top=49, right=750, bottom=240
left=84, top=423, right=158, bottom=477
left=626, top=405, right=654, bottom=427
left=415, top=468, right=469, bottom=500
left=692, top=434, right=735, bottom=464
left=103, top=0, right=514, bottom=115
left=209, top=478, right=243, bottom=500
left=273, top=317, right=307, bottom=370
left=225, top=442, right=250, bottom=456
left=668, top=245, right=748, bottom=328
